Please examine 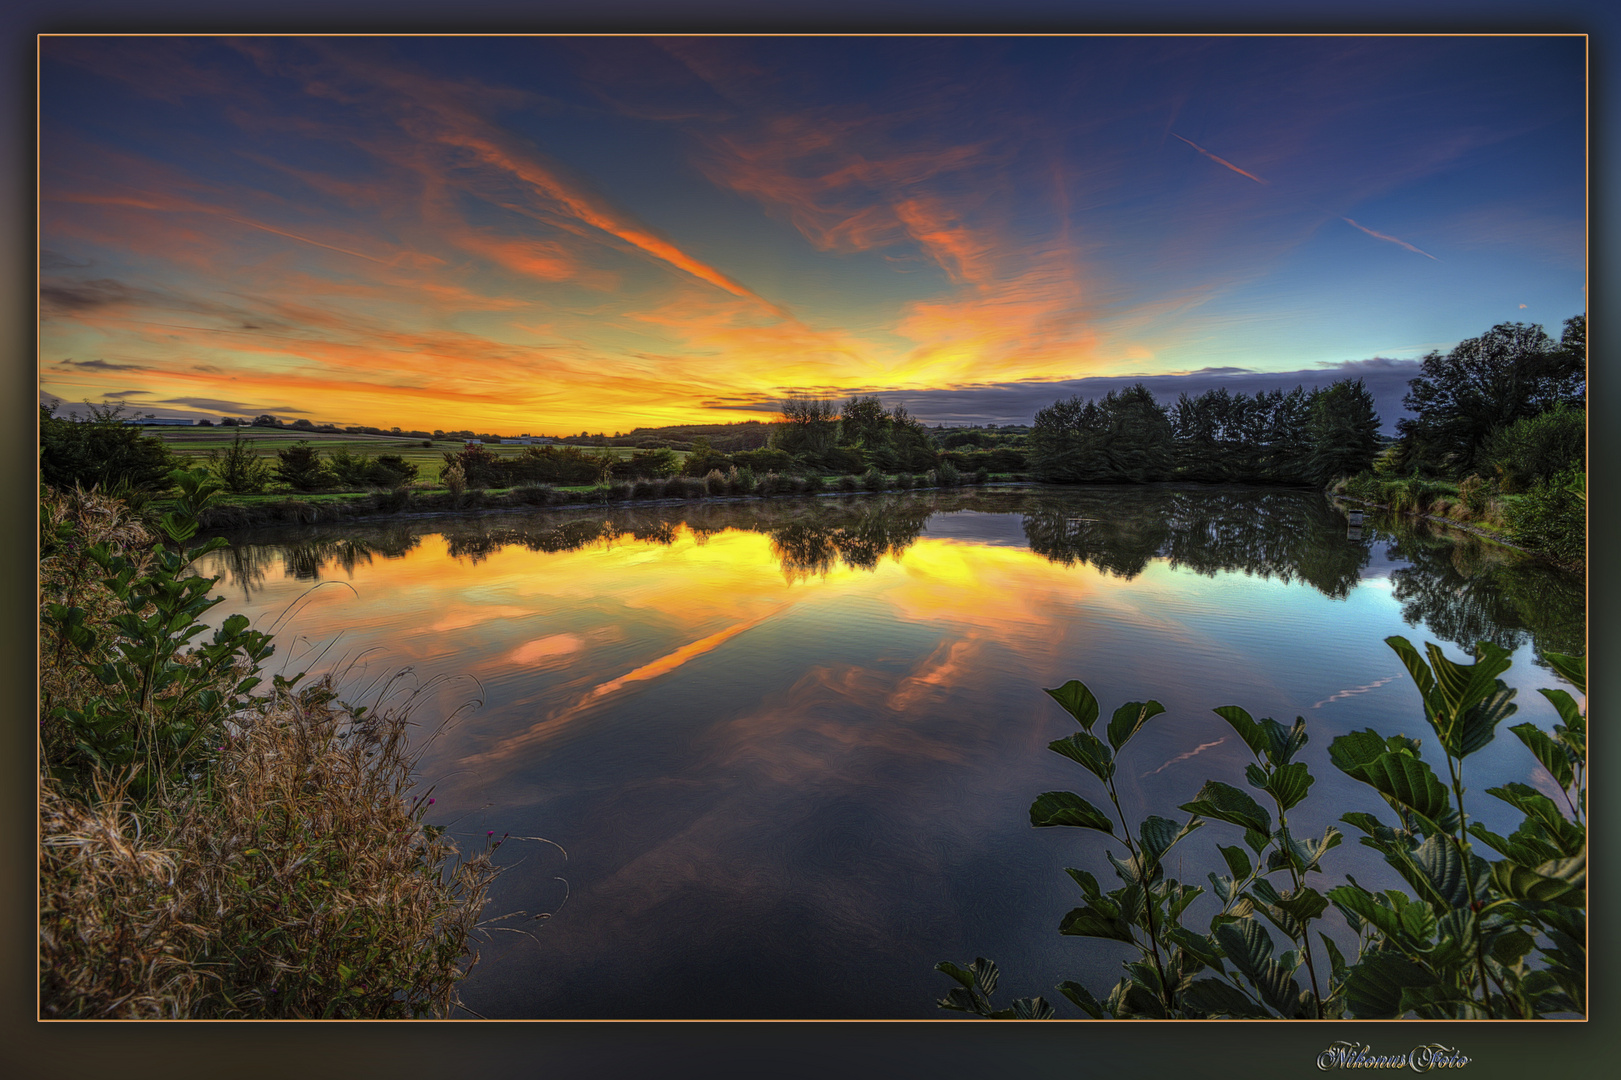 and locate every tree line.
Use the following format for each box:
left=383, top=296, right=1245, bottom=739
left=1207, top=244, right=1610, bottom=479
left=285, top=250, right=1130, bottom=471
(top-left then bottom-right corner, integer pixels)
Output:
left=1028, top=380, right=1381, bottom=487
